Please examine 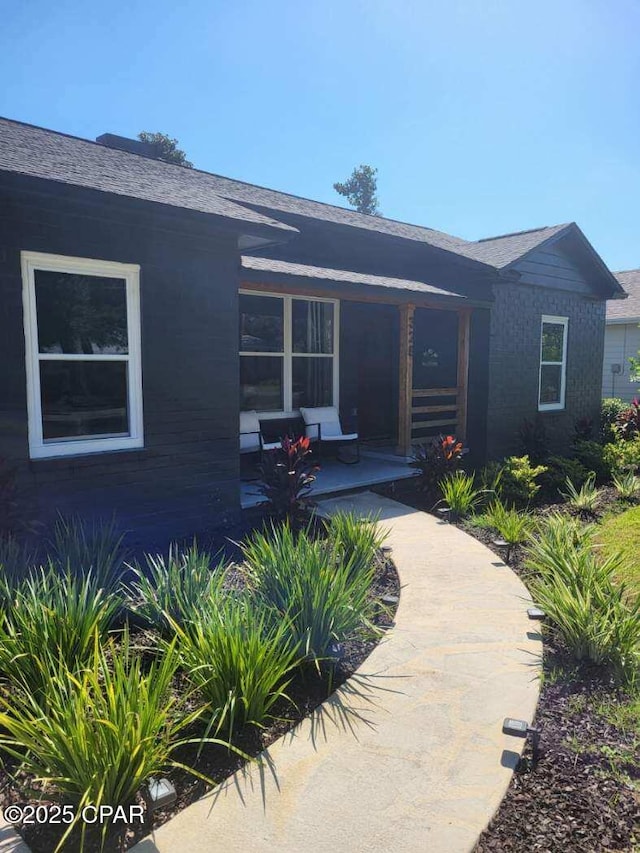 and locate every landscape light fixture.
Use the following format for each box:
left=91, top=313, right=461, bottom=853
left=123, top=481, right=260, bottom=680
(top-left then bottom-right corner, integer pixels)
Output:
left=502, top=717, right=541, bottom=762
left=437, top=506, right=451, bottom=522
left=145, top=777, right=177, bottom=813
left=328, top=642, right=345, bottom=660
left=492, top=538, right=512, bottom=563
left=381, top=545, right=393, bottom=557
left=527, top=607, right=546, bottom=620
